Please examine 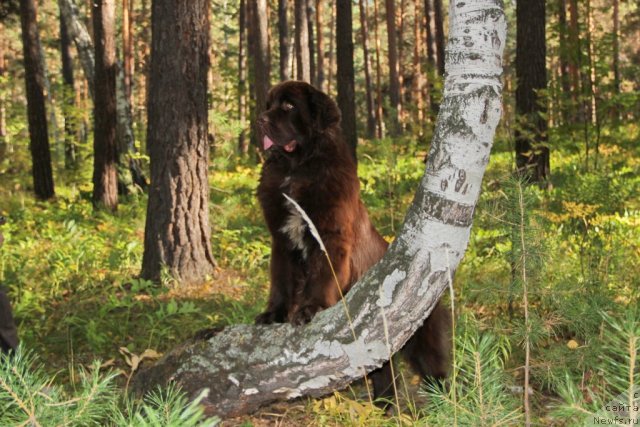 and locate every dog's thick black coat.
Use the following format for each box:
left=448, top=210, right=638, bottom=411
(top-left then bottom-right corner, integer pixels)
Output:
left=255, top=81, right=450, bottom=401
